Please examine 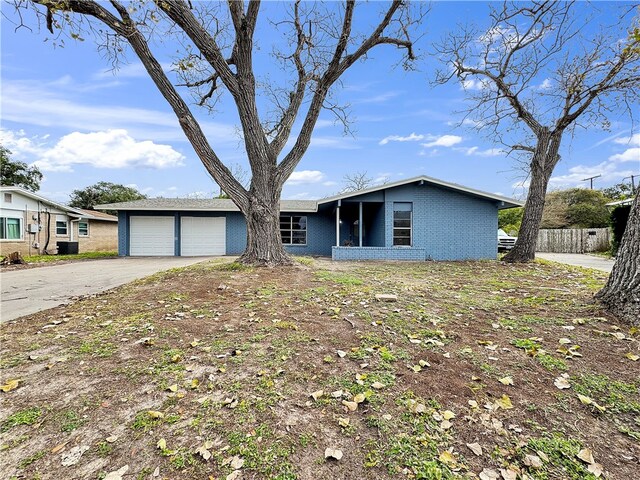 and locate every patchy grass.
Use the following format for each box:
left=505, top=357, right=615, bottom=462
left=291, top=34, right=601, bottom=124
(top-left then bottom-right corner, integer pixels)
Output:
left=1, top=258, right=637, bottom=479
left=23, top=251, right=118, bottom=263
